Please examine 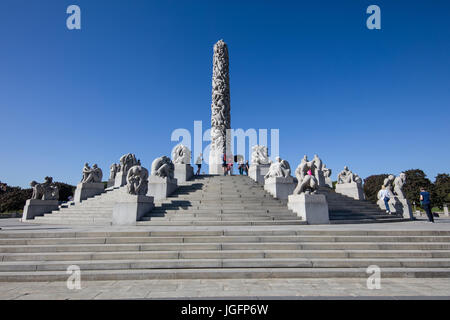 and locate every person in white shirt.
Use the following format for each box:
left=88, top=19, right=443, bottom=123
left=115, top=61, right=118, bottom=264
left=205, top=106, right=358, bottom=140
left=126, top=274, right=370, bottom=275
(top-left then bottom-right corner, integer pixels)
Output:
left=378, top=185, right=391, bottom=214
left=195, top=153, right=203, bottom=175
